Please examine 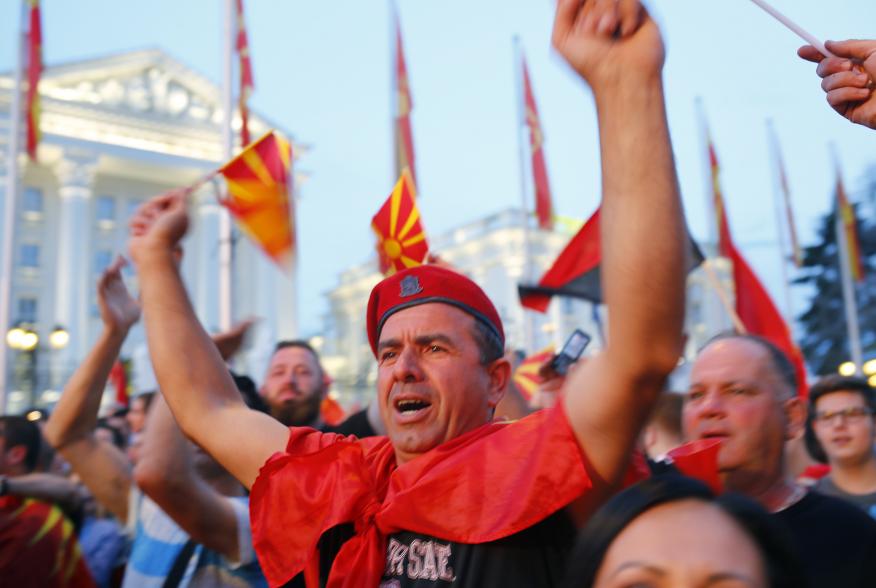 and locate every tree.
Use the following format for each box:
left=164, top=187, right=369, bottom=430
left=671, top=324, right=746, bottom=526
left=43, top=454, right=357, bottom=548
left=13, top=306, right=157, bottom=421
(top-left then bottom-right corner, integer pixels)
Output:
left=795, top=182, right=876, bottom=376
